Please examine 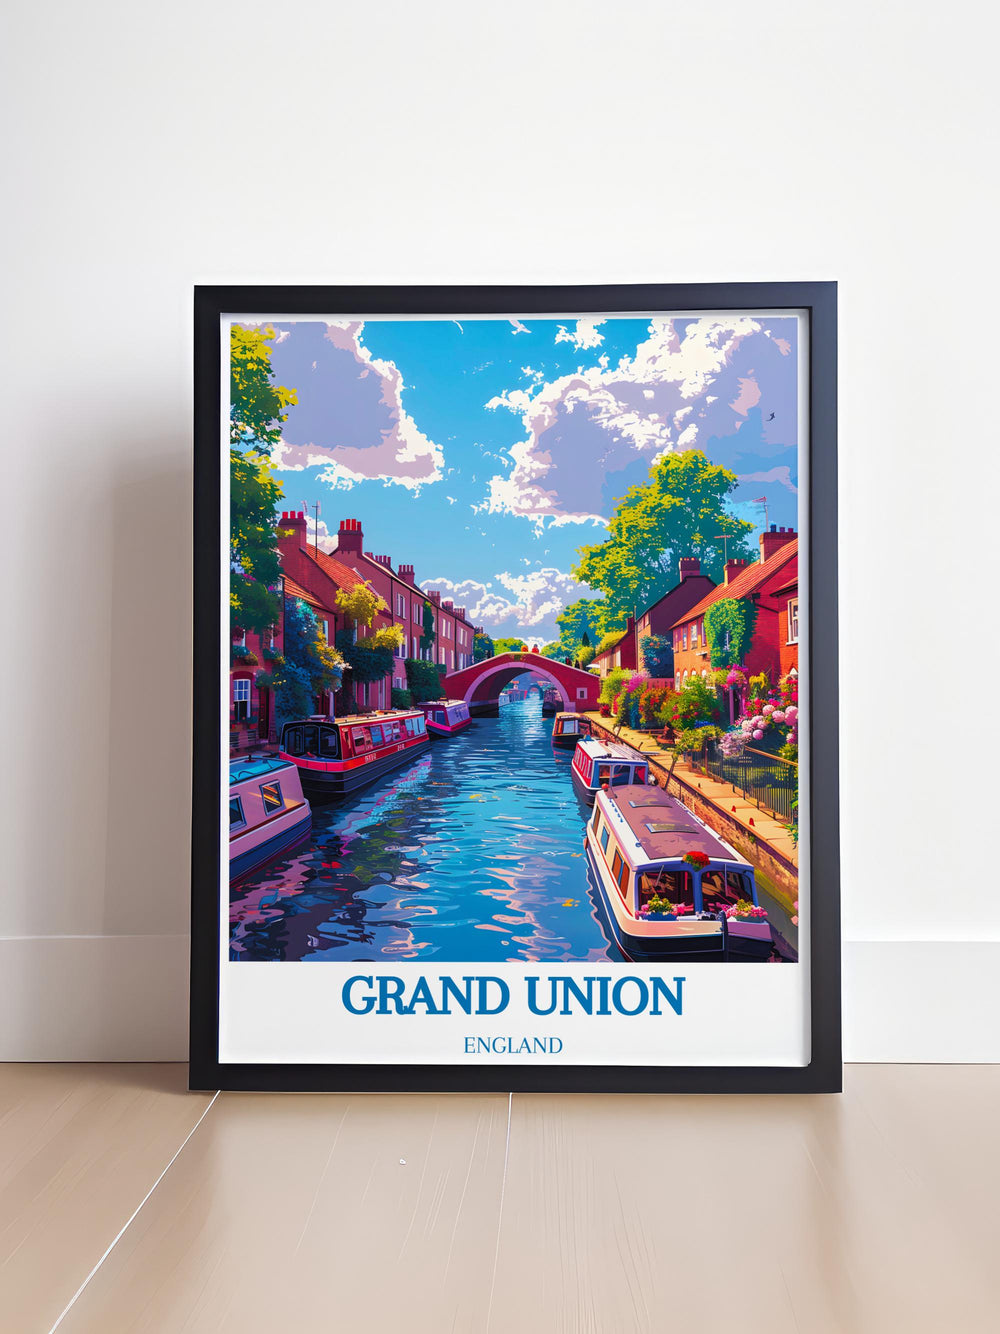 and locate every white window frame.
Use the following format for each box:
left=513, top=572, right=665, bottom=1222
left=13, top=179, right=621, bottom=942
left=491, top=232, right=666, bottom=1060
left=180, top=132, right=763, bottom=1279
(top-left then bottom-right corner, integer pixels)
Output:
left=787, top=597, right=799, bottom=644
